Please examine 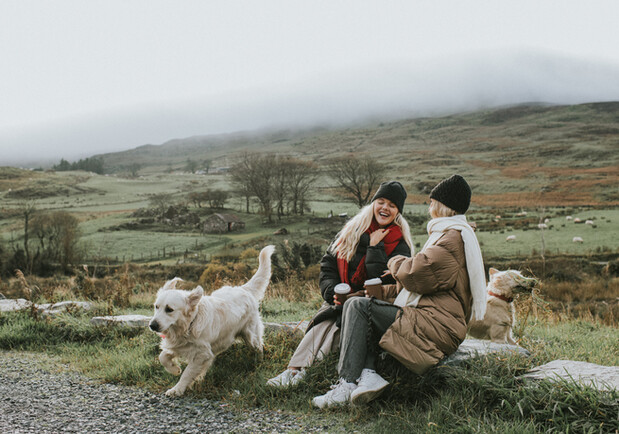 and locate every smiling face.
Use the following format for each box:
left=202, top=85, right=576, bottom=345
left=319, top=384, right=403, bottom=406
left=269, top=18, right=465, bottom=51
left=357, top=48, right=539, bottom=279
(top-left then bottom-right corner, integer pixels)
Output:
left=373, top=197, right=398, bottom=227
